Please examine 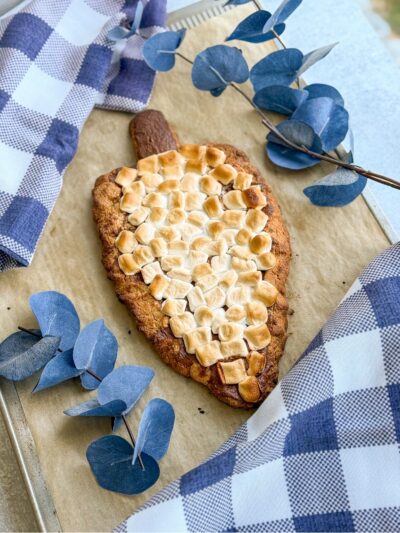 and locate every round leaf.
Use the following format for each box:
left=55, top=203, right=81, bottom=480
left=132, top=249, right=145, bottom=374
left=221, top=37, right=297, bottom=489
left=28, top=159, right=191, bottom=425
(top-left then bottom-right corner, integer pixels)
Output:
left=142, top=29, right=186, bottom=72
left=250, top=48, right=303, bottom=92
left=304, top=168, right=367, bottom=207
left=64, top=398, right=127, bottom=417
left=192, top=45, right=249, bottom=93
left=34, top=349, right=81, bottom=393
left=0, top=331, right=60, bottom=381
left=254, top=85, right=308, bottom=115
left=226, top=11, right=285, bottom=43
left=86, top=435, right=160, bottom=495
left=30, top=291, right=80, bottom=351
left=73, top=319, right=118, bottom=390
left=304, top=83, right=344, bottom=106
